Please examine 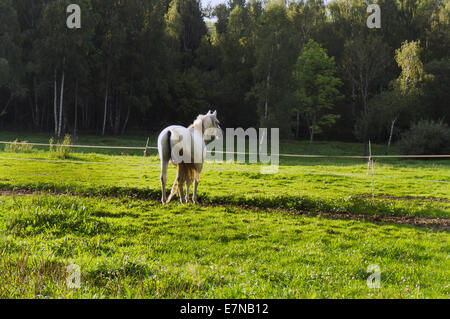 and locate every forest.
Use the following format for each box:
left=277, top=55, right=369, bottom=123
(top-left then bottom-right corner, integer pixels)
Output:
left=0, top=0, right=449, bottom=151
